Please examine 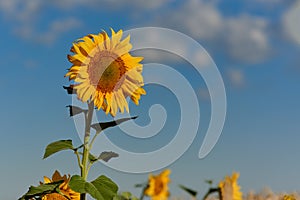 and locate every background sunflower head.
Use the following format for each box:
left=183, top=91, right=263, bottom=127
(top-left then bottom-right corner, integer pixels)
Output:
left=283, top=194, right=296, bottom=200
left=144, top=169, right=171, bottom=200
left=218, top=172, right=243, bottom=200
left=65, top=28, right=146, bottom=116
left=41, top=170, right=80, bottom=200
